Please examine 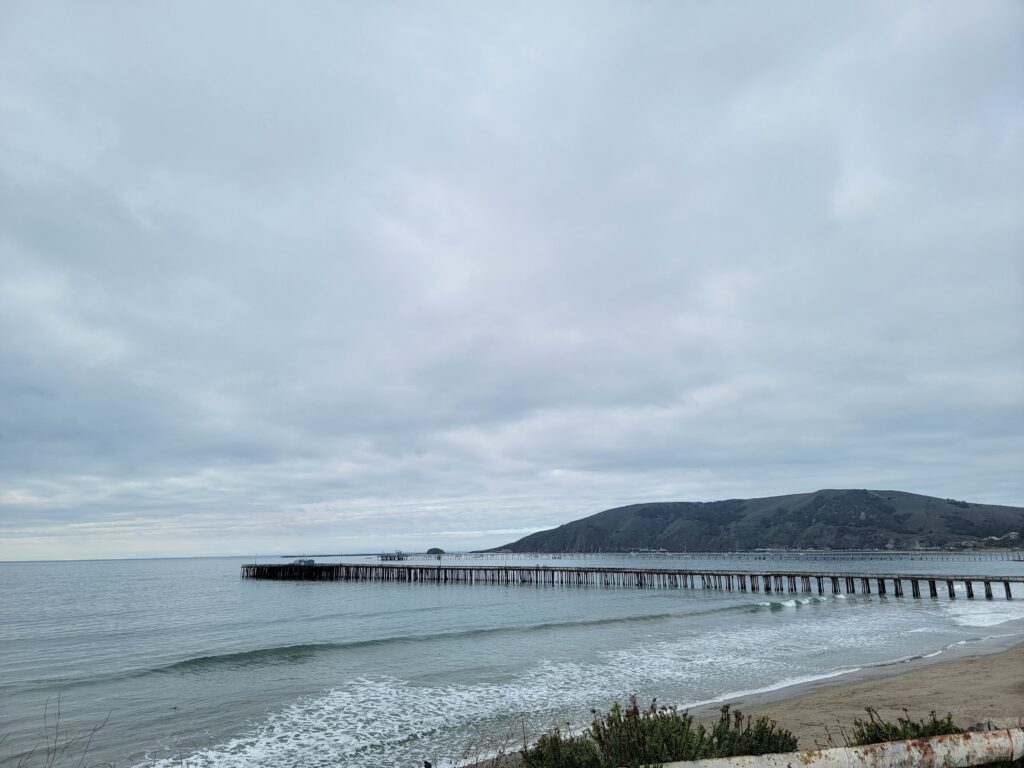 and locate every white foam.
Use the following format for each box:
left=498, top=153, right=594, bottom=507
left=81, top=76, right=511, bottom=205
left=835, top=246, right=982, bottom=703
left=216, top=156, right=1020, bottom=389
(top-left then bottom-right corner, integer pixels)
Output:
left=756, top=596, right=824, bottom=609
left=139, top=676, right=527, bottom=768
left=677, top=667, right=862, bottom=710
left=136, top=656, right=871, bottom=768
left=136, top=630, right=865, bottom=768
left=138, top=641, right=750, bottom=768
